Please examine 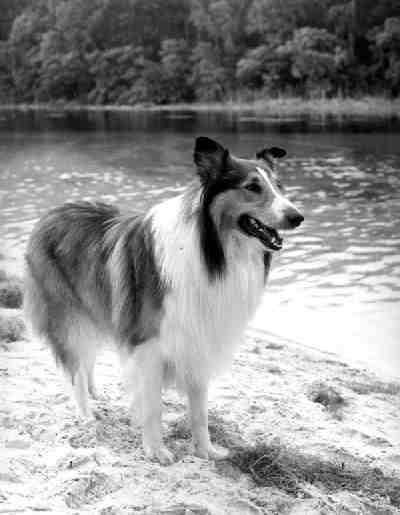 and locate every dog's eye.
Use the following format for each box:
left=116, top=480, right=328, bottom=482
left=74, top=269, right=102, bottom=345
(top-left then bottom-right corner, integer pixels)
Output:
left=244, top=182, right=262, bottom=194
